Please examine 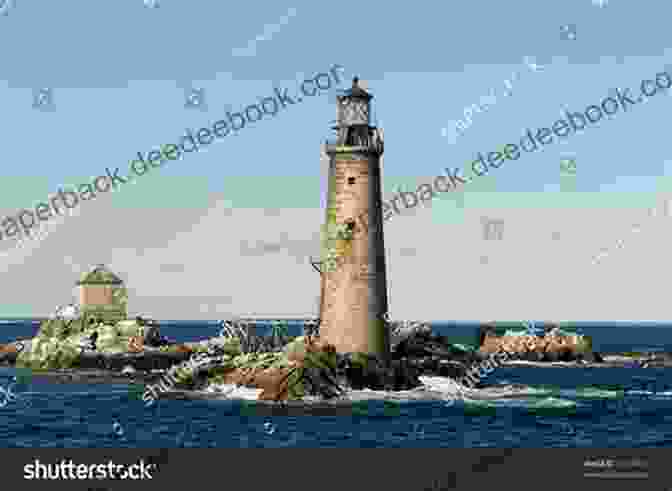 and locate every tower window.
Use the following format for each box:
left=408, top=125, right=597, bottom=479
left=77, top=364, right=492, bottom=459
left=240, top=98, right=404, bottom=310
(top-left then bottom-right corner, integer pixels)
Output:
left=348, top=177, right=356, bottom=185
